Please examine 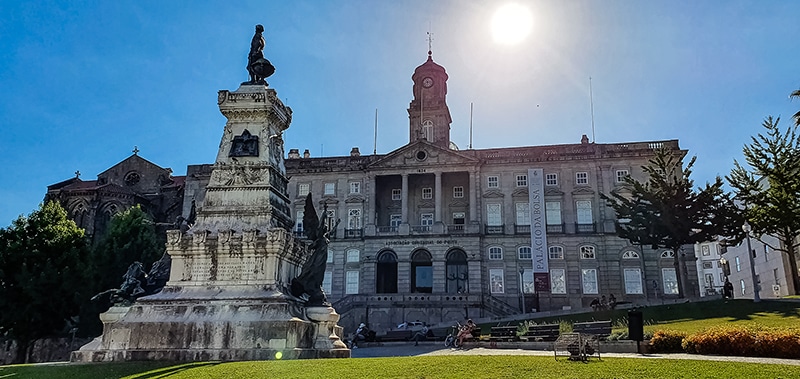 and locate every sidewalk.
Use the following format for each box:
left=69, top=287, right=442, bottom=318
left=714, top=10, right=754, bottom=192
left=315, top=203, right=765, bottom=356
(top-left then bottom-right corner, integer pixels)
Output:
left=349, top=342, right=800, bottom=366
